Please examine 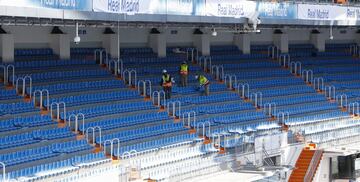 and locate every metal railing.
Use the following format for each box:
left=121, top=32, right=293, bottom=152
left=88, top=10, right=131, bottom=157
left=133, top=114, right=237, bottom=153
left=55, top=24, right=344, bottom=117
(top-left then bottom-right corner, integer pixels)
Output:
left=236, top=83, right=250, bottom=99
left=86, top=126, right=102, bottom=145
left=33, top=89, right=49, bottom=110
left=211, top=65, right=224, bottom=81
left=182, top=111, right=196, bottom=128
left=224, top=74, right=237, bottom=90
left=50, top=102, right=66, bottom=121
left=94, top=49, right=108, bottom=65
left=137, top=80, right=152, bottom=97
left=325, top=85, right=336, bottom=100
left=0, top=65, right=15, bottom=86
left=279, top=54, right=290, bottom=67
left=301, top=70, right=313, bottom=84
left=68, top=113, right=85, bottom=134
left=313, top=77, right=324, bottom=92
left=304, top=150, right=323, bottom=182
left=167, top=101, right=181, bottom=117
left=196, top=121, right=211, bottom=138
left=336, top=94, right=348, bottom=109
left=290, top=61, right=302, bottom=76
left=108, top=59, right=123, bottom=77
left=15, top=75, right=32, bottom=97
left=122, top=69, right=137, bottom=87
left=268, top=46, right=279, bottom=59
left=152, top=91, right=166, bottom=107
left=186, top=48, right=199, bottom=63
left=250, top=92, right=263, bottom=109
